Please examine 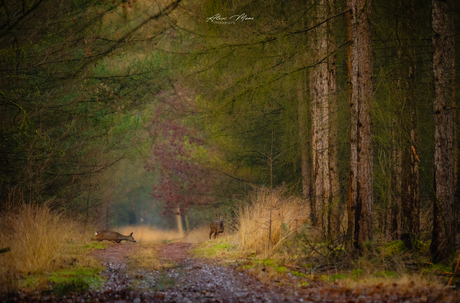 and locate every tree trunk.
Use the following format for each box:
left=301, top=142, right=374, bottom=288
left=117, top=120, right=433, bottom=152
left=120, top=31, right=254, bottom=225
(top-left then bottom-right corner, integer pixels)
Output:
left=430, top=0, right=456, bottom=263
left=309, top=0, right=339, bottom=237
left=346, top=0, right=373, bottom=251
left=185, top=214, right=190, bottom=232
left=400, top=0, right=420, bottom=244
left=389, top=119, right=402, bottom=240
left=176, top=207, right=184, bottom=237
left=298, top=71, right=314, bottom=224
